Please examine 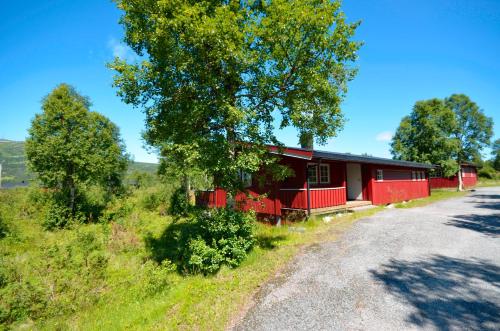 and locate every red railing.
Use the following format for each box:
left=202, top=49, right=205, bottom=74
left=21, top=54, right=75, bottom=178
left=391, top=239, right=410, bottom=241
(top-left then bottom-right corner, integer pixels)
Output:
left=280, top=187, right=347, bottom=210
